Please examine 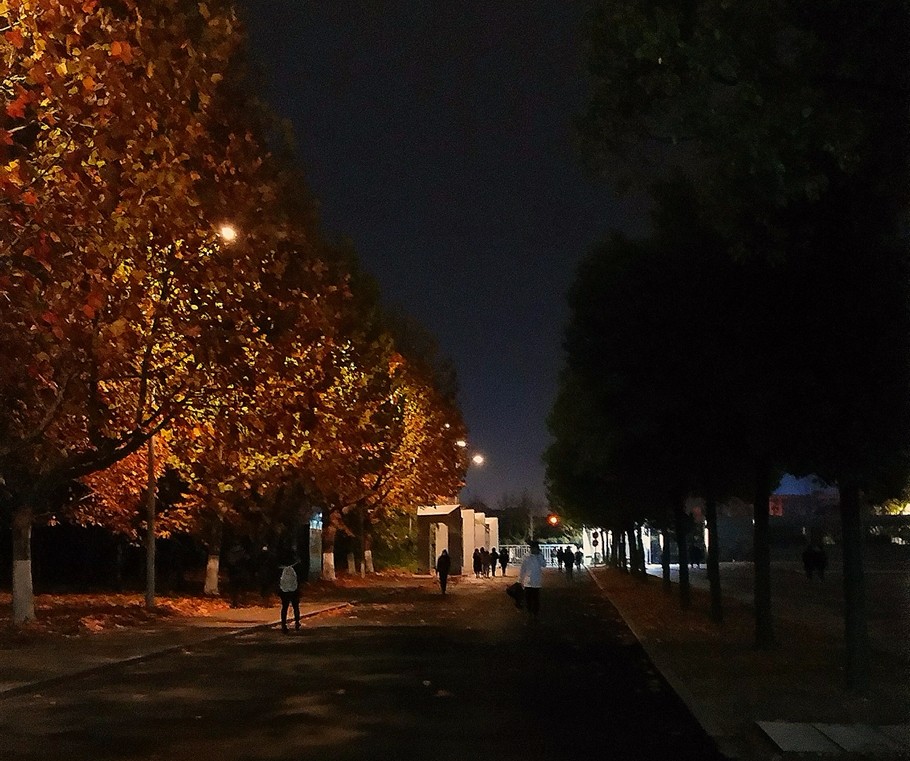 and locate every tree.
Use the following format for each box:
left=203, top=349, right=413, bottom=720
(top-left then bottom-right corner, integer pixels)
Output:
left=580, top=0, right=910, bottom=686
left=0, top=0, right=319, bottom=622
